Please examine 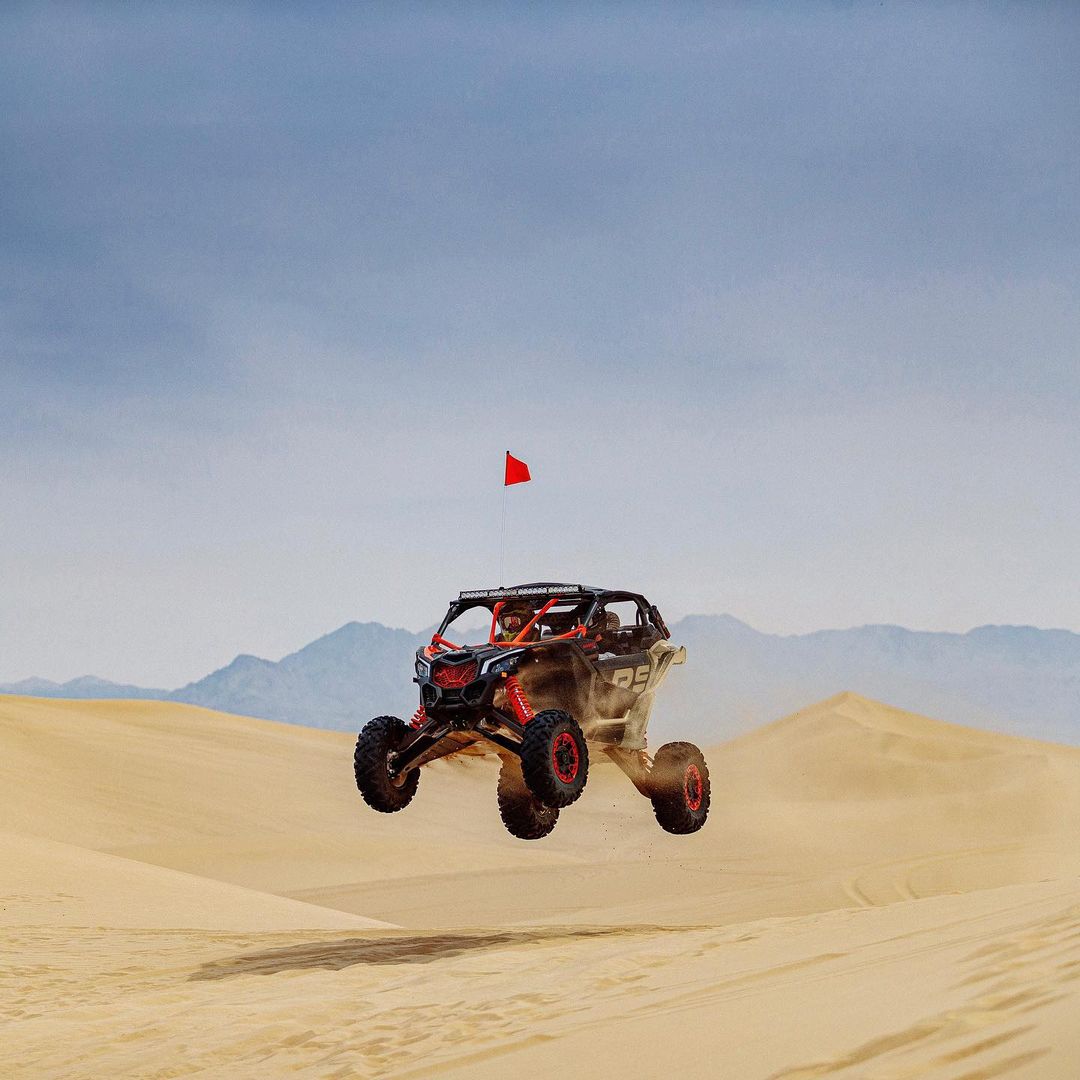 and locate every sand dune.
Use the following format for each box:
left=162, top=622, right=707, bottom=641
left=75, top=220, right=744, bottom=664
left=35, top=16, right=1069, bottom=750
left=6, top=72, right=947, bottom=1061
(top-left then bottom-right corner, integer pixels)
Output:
left=2, top=690, right=1079, bottom=1077
left=0, top=831, right=388, bottom=932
